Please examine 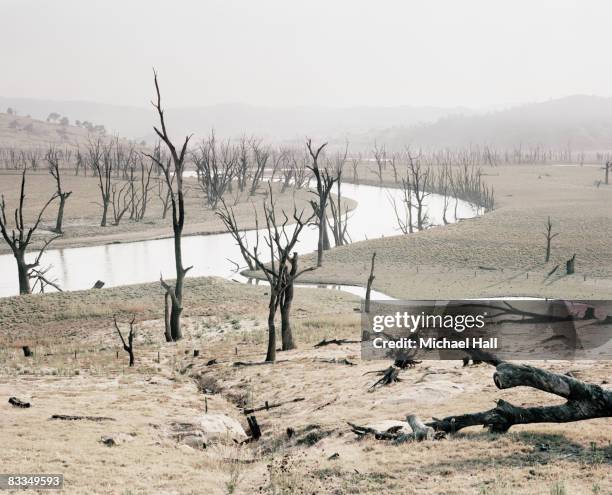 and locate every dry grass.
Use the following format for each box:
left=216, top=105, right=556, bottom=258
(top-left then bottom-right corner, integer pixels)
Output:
left=1, top=277, right=610, bottom=494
